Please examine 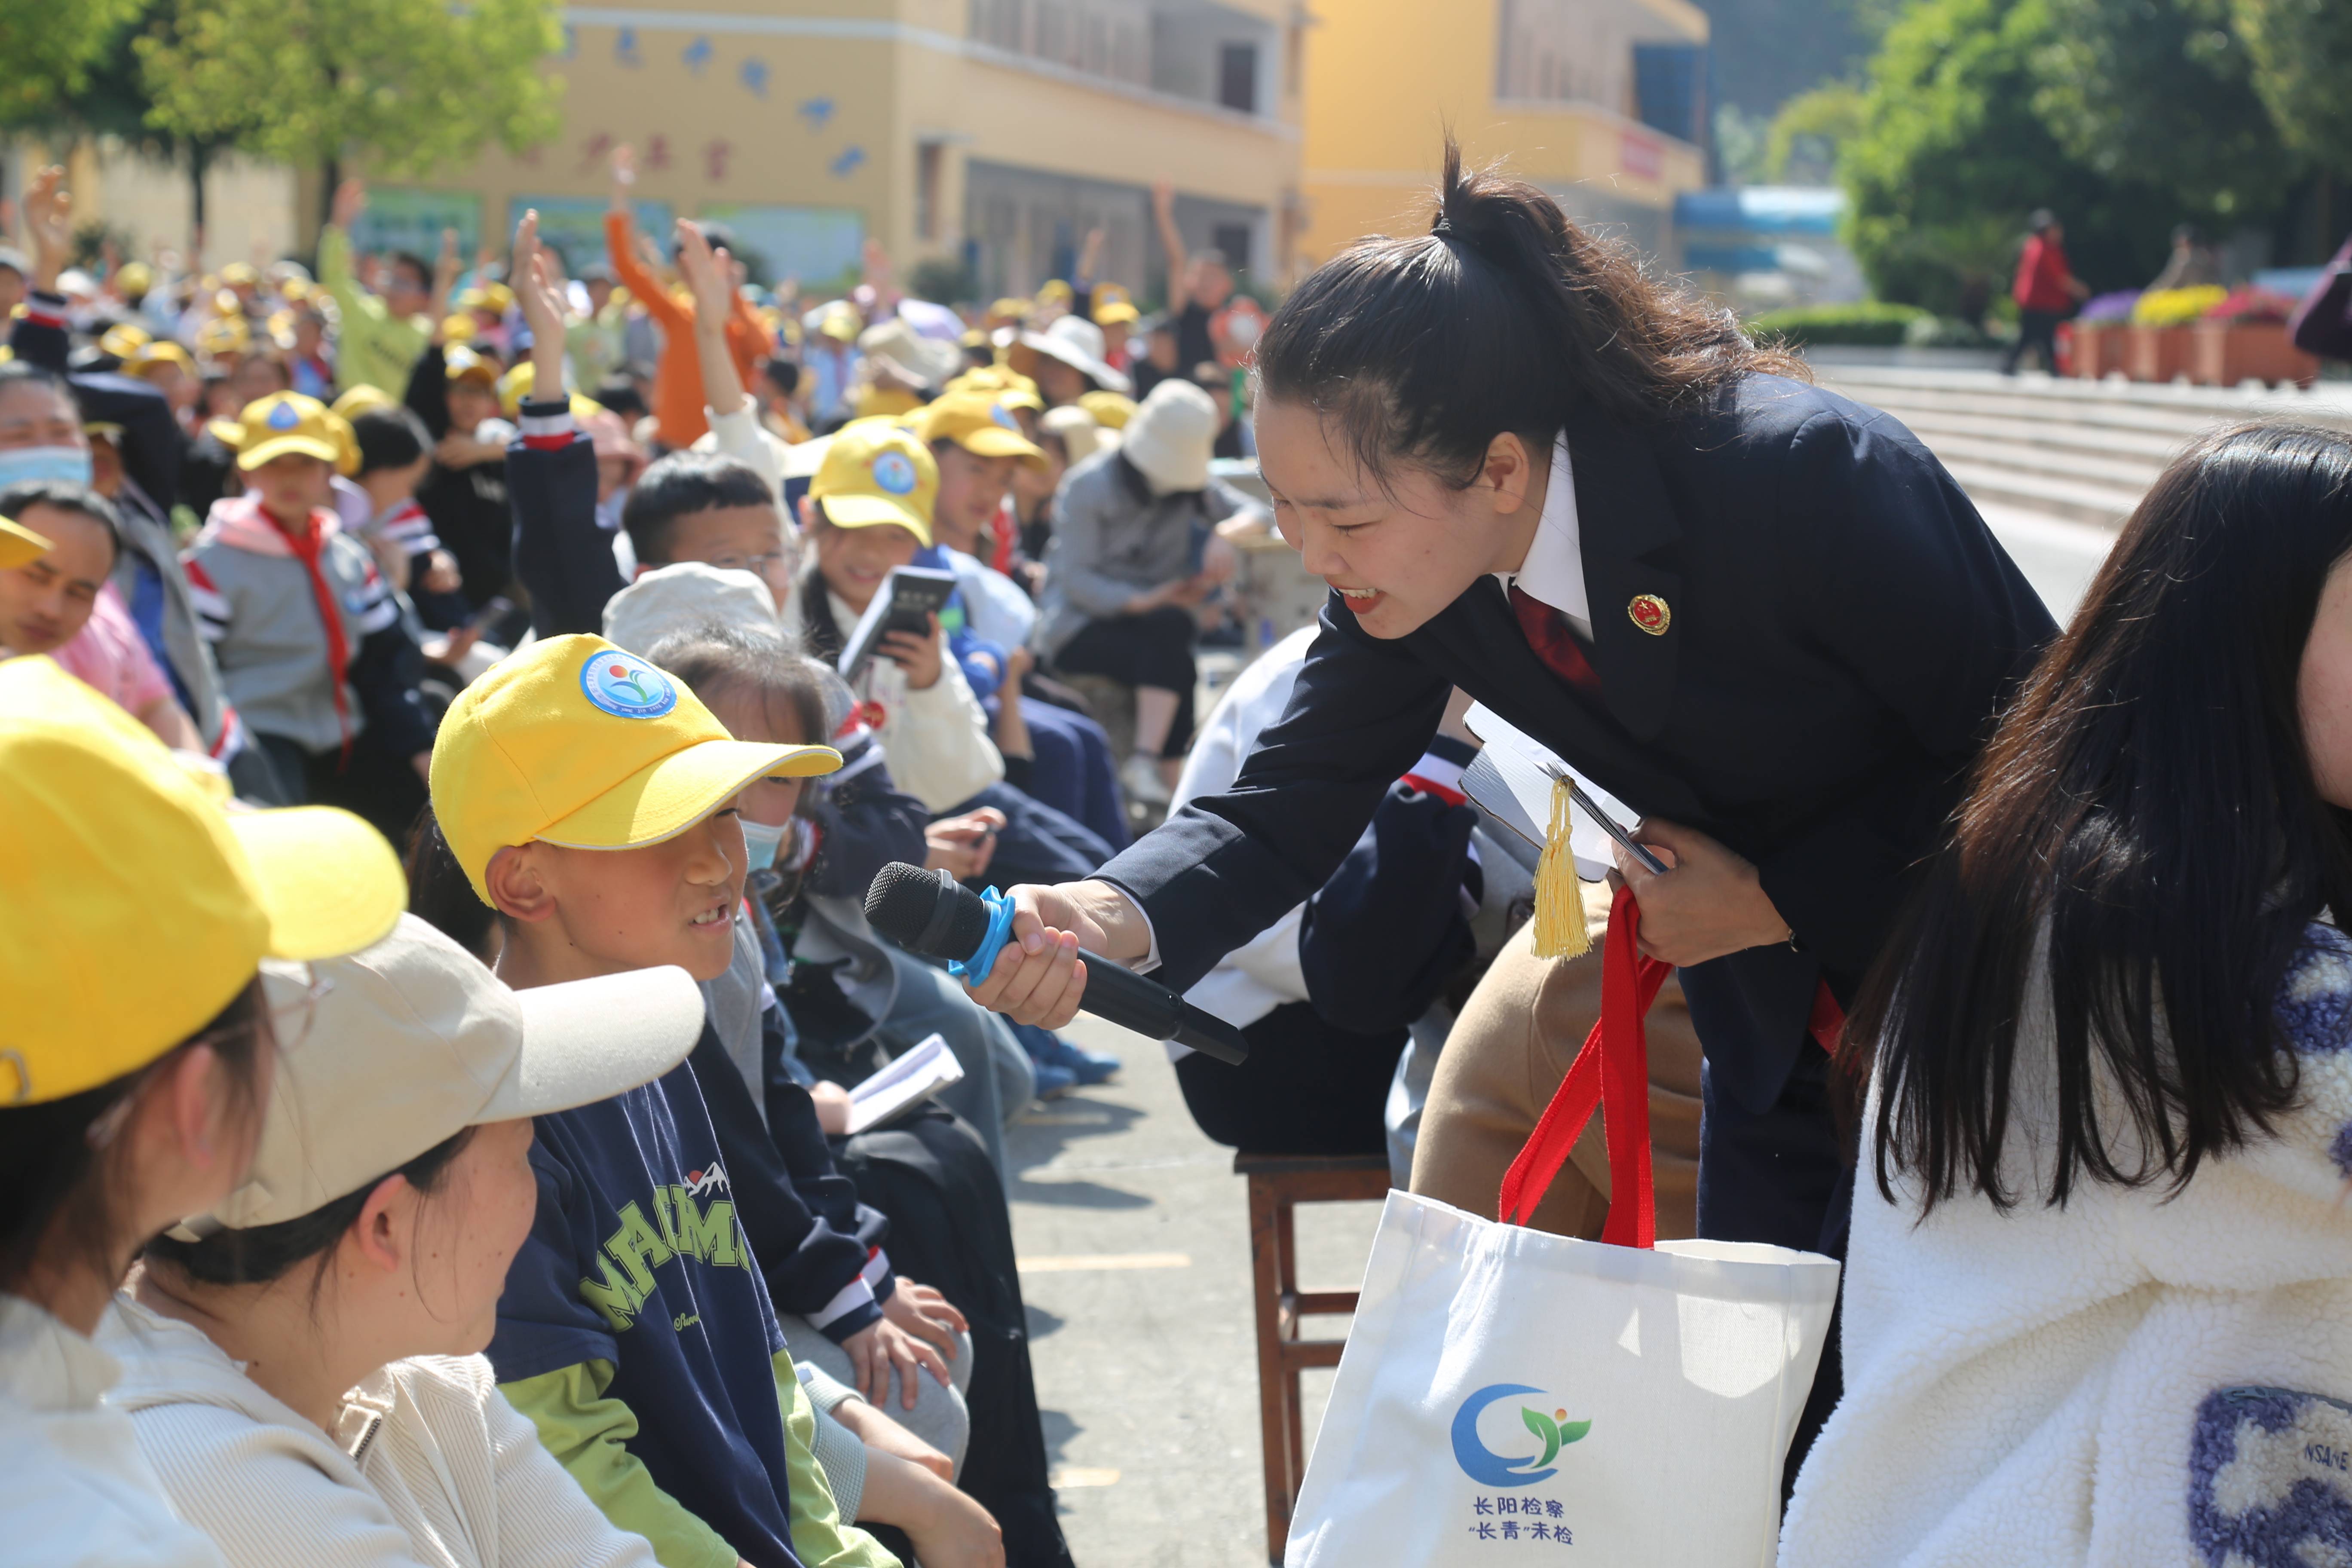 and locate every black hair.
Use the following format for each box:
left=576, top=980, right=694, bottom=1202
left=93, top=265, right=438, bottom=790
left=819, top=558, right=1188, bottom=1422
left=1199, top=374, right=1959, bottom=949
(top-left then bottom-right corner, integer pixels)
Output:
left=350, top=406, right=432, bottom=477
left=592, top=378, right=648, bottom=422
left=0, top=481, right=122, bottom=566
left=0, top=358, right=70, bottom=399
left=1253, top=137, right=1800, bottom=489
left=647, top=619, right=829, bottom=753
left=763, top=359, right=801, bottom=397
left=0, top=980, right=270, bottom=1298
left=1865, top=423, right=2352, bottom=1213
left=621, top=451, right=777, bottom=568
left=388, top=252, right=432, bottom=291
left=144, top=1127, right=475, bottom=1309
left=405, top=808, right=503, bottom=948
